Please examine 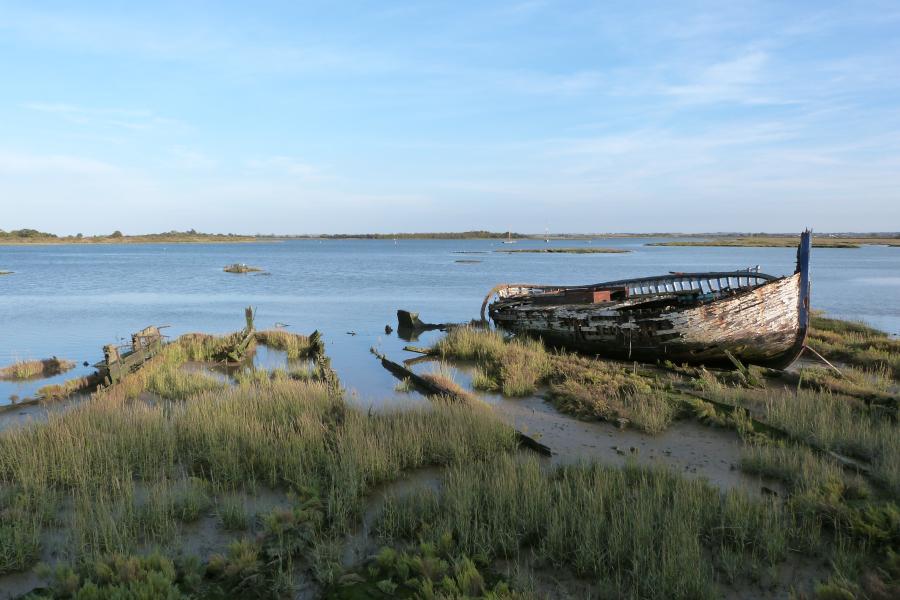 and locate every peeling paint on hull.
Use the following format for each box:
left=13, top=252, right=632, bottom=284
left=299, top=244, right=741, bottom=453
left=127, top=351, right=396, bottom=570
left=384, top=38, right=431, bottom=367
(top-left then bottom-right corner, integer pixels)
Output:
left=491, top=274, right=802, bottom=368
left=488, top=231, right=812, bottom=369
